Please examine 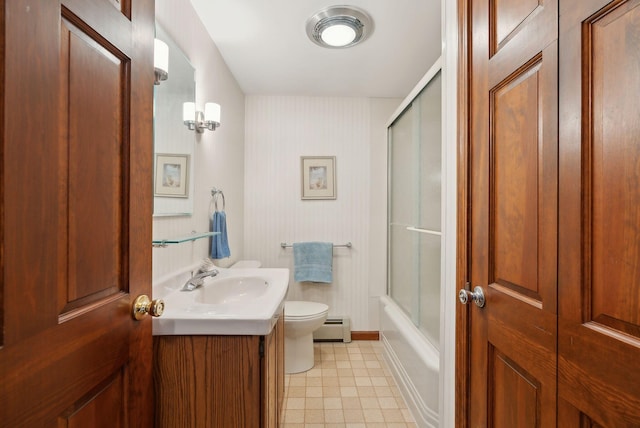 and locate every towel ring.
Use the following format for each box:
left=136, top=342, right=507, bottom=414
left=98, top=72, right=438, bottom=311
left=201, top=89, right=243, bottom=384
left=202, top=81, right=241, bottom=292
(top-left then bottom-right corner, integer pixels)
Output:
left=211, top=188, right=225, bottom=212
